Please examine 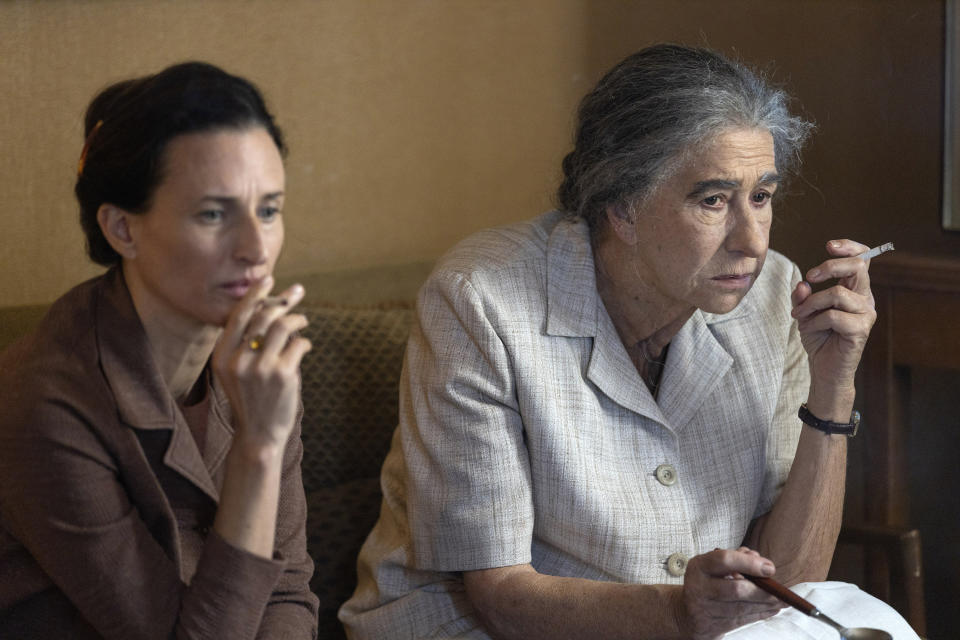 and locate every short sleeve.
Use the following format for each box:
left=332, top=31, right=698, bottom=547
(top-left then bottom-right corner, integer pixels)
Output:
left=401, top=271, right=535, bottom=571
left=755, top=264, right=809, bottom=517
